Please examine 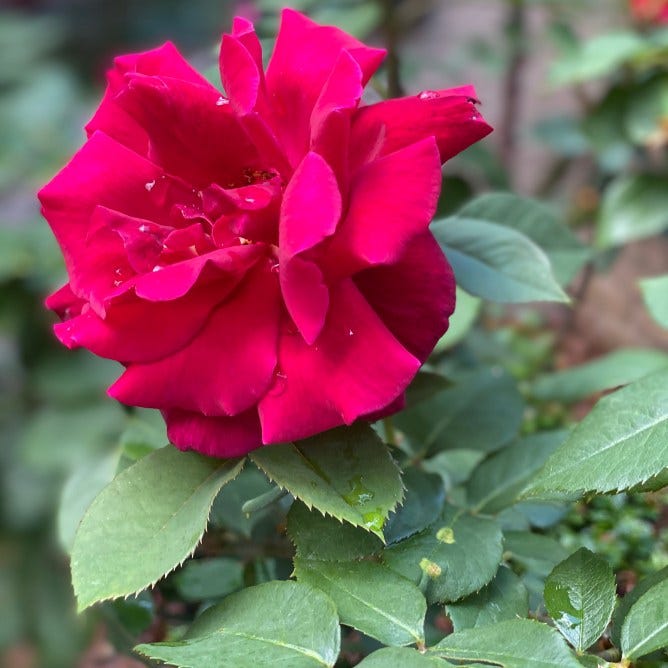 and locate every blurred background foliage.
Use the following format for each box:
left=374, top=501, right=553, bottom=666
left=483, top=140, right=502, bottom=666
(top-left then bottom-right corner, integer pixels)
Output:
left=0, top=0, right=667, bottom=666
